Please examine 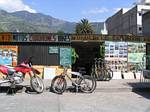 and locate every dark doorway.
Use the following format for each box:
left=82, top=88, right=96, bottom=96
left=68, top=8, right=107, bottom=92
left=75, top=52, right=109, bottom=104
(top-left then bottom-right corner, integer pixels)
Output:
left=72, top=42, right=101, bottom=74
